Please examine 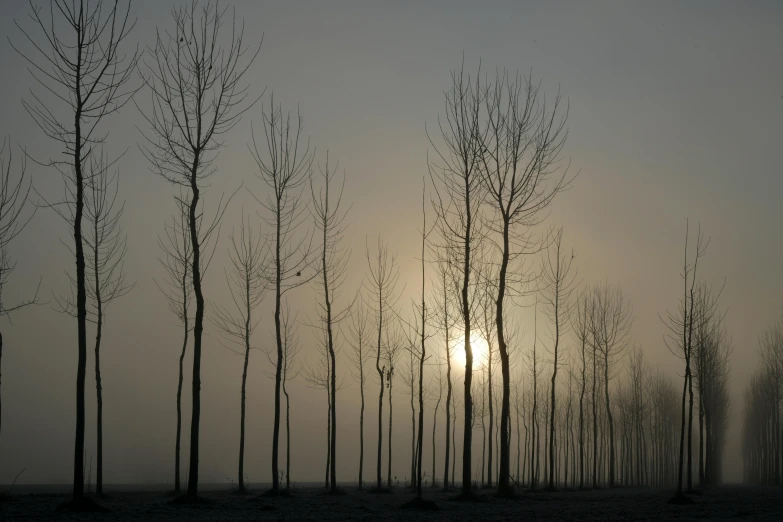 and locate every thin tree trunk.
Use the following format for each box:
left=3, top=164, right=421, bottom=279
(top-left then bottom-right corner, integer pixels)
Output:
left=72, top=87, right=88, bottom=504
left=186, top=164, right=205, bottom=500
left=604, top=348, right=615, bottom=487
left=432, top=382, right=441, bottom=487
left=93, top=223, right=104, bottom=496
left=358, top=354, right=365, bottom=489
left=443, top=272, right=452, bottom=490
left=174, top=319, right=188, bottom=492
left=388, top=375, right=394, bottom=488
left=238, top=292, right=251, bottom=492
left=284, top=378, right=291, bottom=490
left=376, top=291, right=385, bottom=490
left=272, top=198, right=283, bottom=493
